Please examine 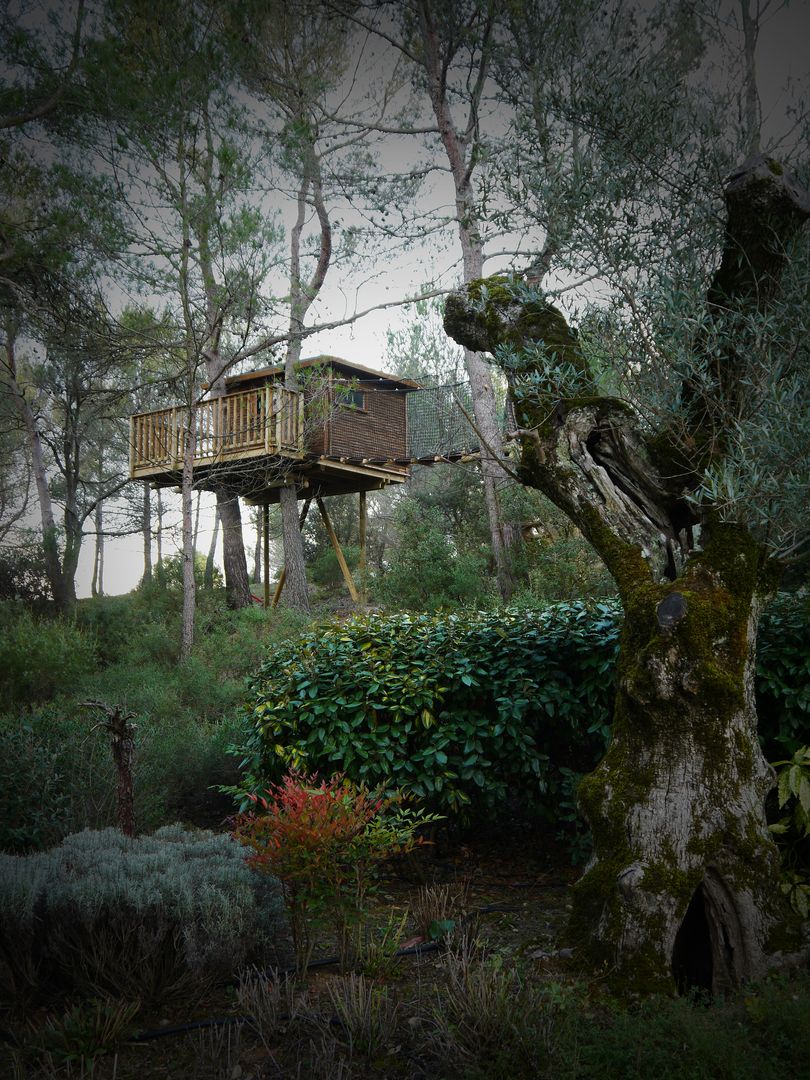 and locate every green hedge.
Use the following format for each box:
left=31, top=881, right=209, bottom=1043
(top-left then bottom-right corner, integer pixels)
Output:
left=234, top=596, right=810, bottom=823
